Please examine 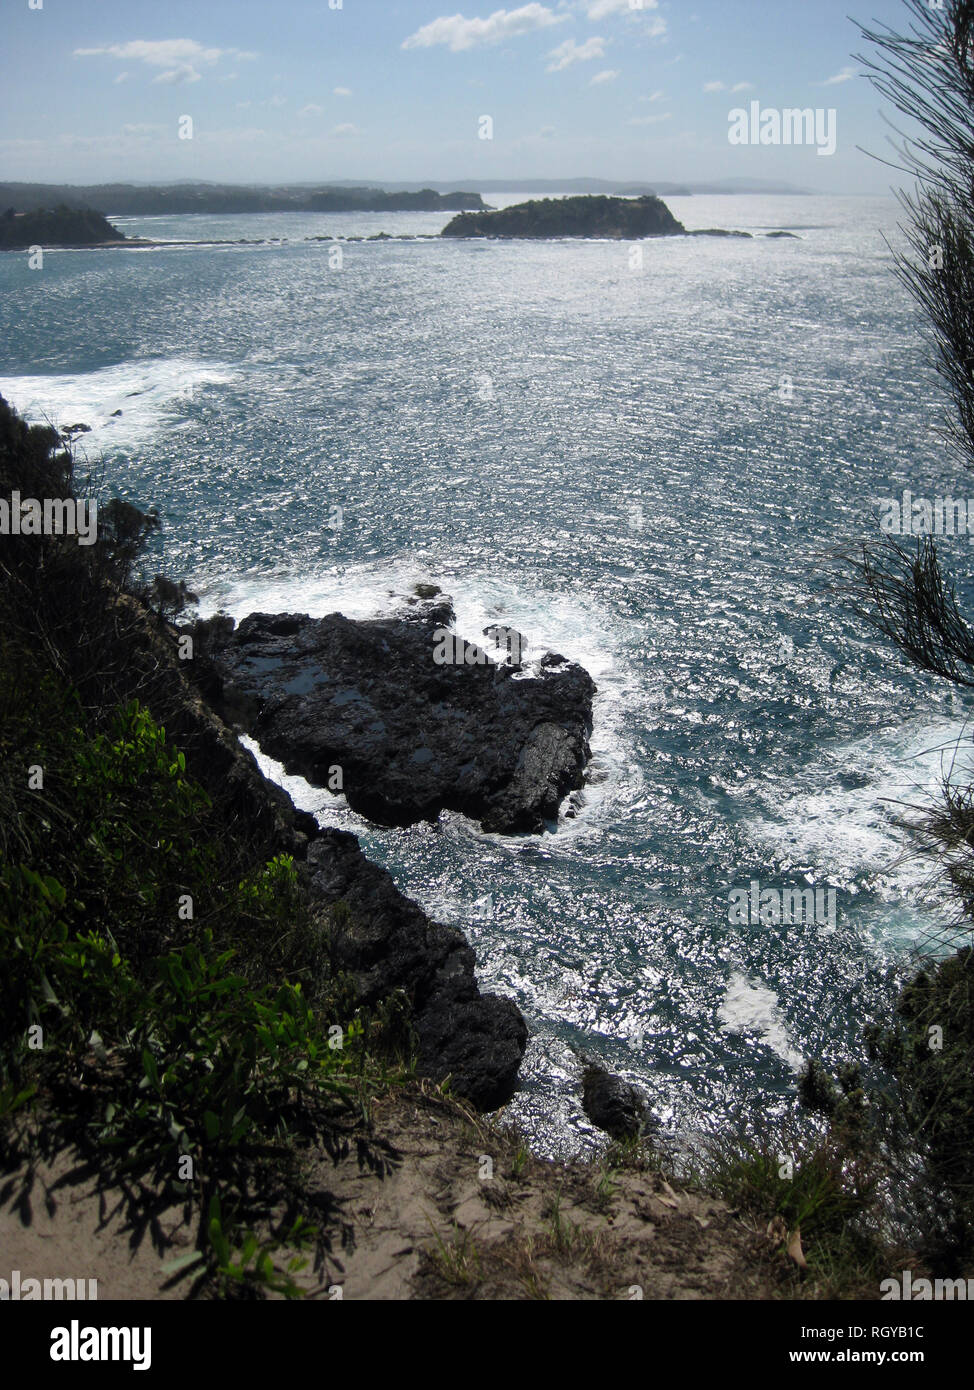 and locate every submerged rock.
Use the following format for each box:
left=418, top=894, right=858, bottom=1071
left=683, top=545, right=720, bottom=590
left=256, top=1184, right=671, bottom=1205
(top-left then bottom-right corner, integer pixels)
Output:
left=199, top=599, right=595, bottom=835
